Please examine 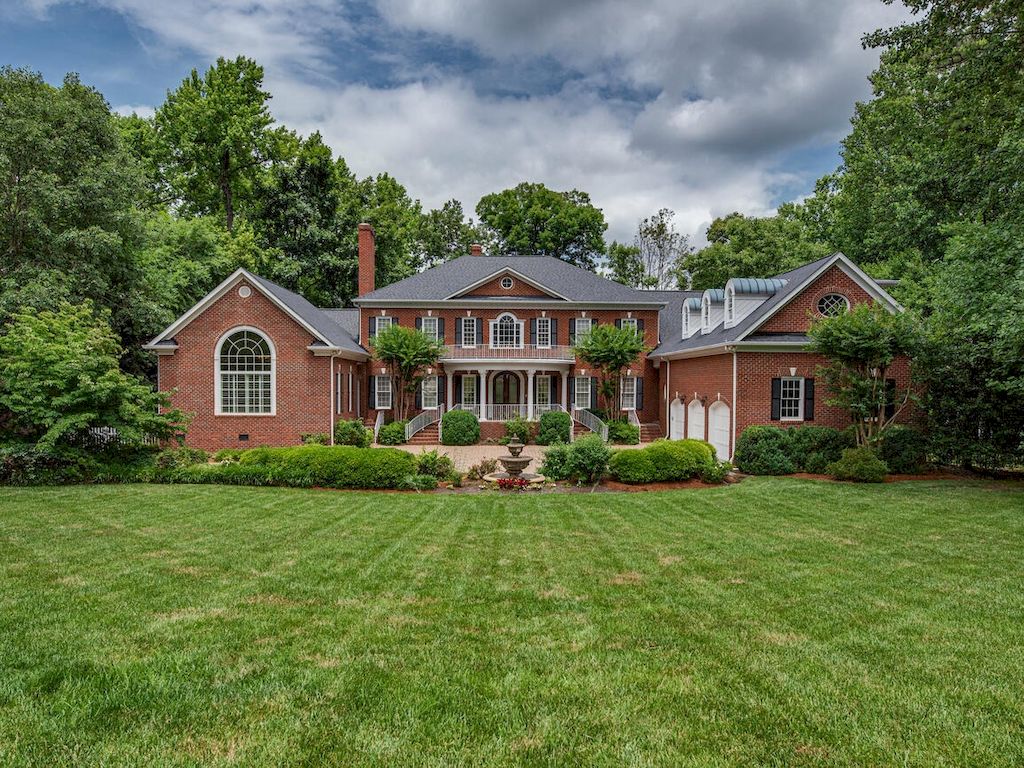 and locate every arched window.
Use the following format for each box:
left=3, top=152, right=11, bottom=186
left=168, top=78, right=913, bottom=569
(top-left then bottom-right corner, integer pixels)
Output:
left=682, top=306, right=689, bottom=337
left=217, top=329, right=274, bottom=414
left=817, top=293, right=849, bottom=317
left=724, top=285, right=735, bottom=323
left=490, top=312, right=522, bottom=348
left=701, top=295, right=711, bottom=332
